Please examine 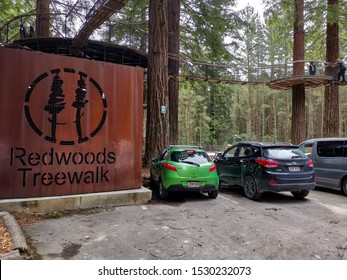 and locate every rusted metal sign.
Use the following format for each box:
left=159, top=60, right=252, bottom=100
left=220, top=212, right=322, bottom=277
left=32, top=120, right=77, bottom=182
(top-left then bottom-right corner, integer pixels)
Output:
left=0, top=48, right=143, bottom=198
